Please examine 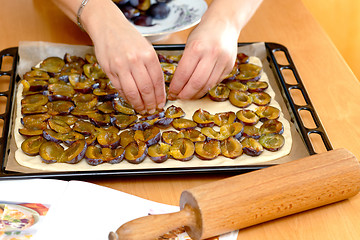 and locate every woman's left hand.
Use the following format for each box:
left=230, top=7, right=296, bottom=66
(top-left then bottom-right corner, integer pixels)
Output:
left=167, top=17, right=239, bottom=100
